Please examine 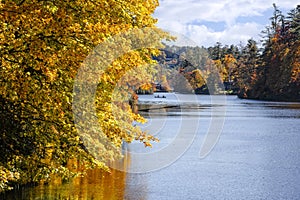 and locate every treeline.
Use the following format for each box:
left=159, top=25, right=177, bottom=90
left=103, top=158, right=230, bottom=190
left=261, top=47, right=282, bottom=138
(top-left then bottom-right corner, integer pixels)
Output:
left=154, top=44, right=238, bottom=94
left=155, top=4, right=299, bottom=101
left=238, top=4, right=300, bottom=101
